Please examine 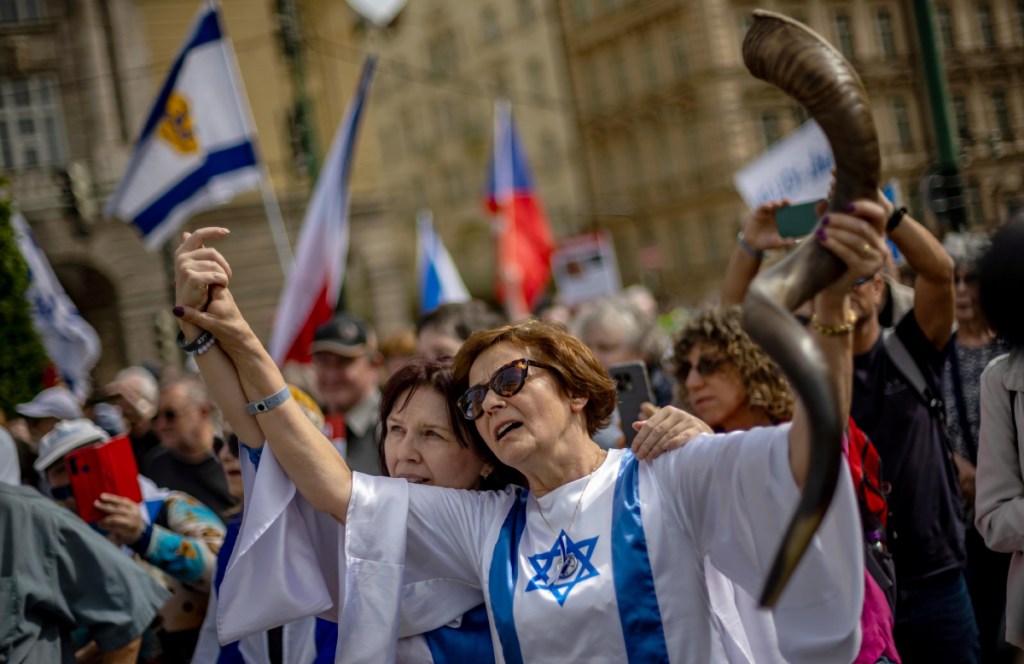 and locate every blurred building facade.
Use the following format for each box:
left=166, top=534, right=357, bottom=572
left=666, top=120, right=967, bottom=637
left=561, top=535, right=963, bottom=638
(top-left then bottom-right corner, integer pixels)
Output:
left=0, top=0, right=386, bottom=382
left=2, top=0, right=1022, bottom=384
left=359, top=0, right=587, bottom=309
left=556, top=0, right=1024, bottom=305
